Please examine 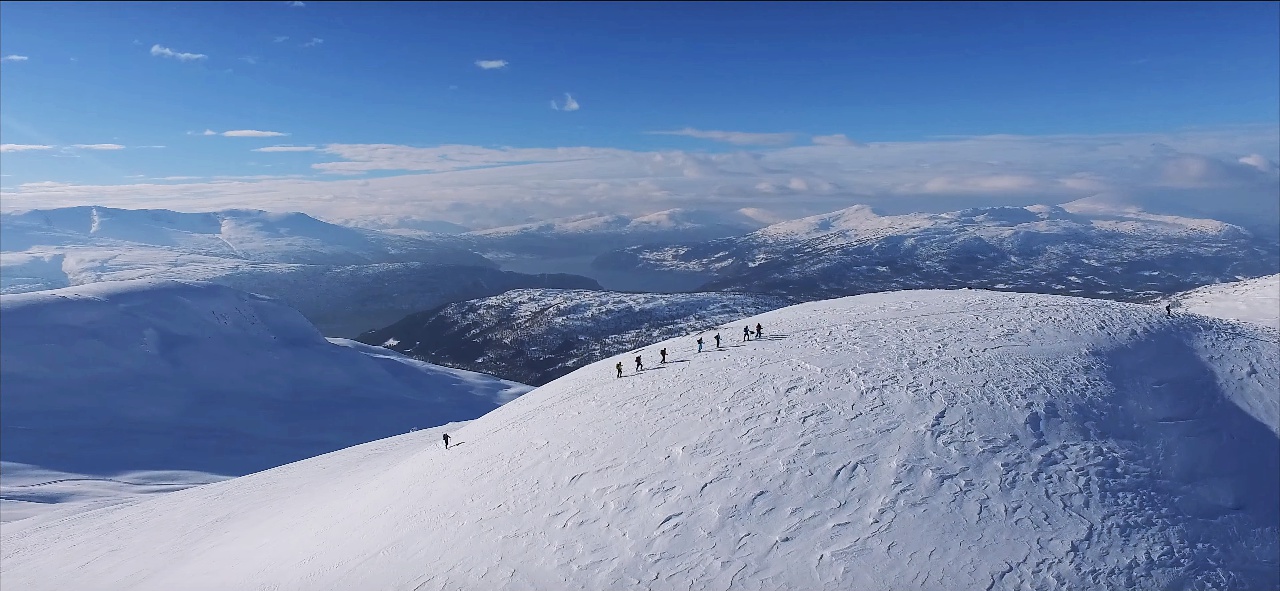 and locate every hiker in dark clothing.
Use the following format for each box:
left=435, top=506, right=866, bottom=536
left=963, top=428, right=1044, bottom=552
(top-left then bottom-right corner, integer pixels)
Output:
left=756, top=323, right=763, bottom=338
left=714, top=333, right=722, bottom=348
left=635, top=355, right=644, bottom=372
left=697, top=337, right=704, bottom=353
left=744, top=326, right=751, bottom=341
left=660, top=348, right=667, bottom=363
left=617, top=361, right=624, bottom=377
left=443, top=433, right=451, bottom=449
